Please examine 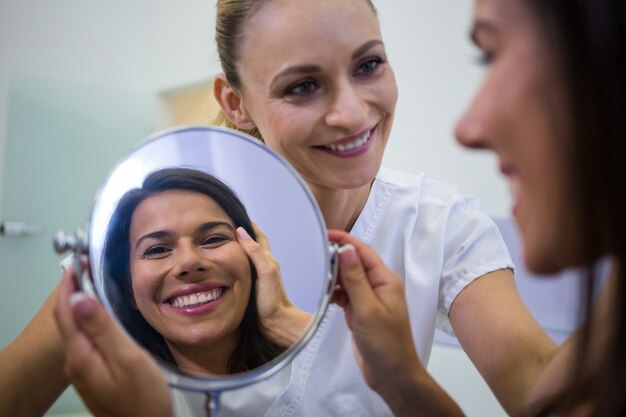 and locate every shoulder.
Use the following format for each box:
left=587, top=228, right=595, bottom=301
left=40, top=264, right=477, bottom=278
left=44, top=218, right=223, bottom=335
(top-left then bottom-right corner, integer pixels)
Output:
left=361, top=167, right=500, bottom=257
left=374, top=167, right=480, bottom=216
left=375, top=166, right=426, bottom=190
left=373, top=167, right=507, bottom=260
